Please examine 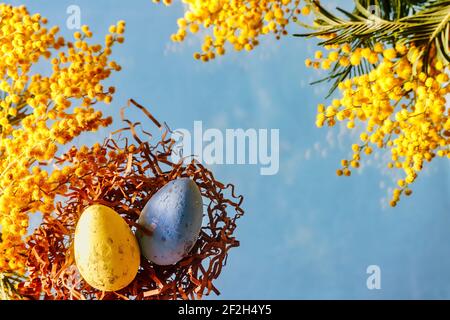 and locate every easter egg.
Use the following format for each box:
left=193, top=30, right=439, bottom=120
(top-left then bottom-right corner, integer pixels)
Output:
left=74, top=204, right=140, bottom=292
left=136, top=178, right=203, bottom=266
